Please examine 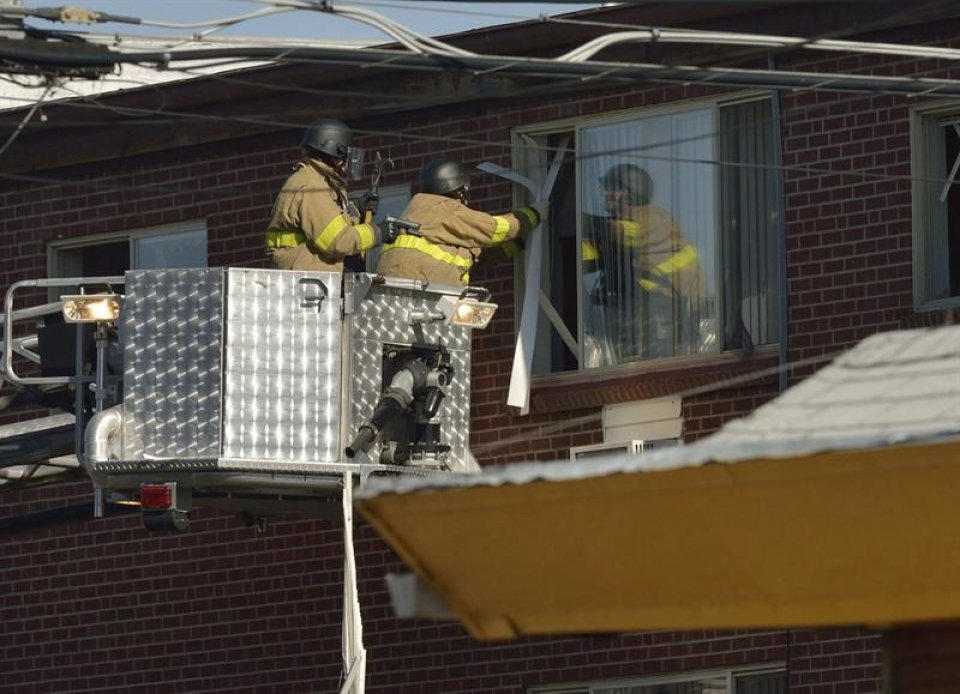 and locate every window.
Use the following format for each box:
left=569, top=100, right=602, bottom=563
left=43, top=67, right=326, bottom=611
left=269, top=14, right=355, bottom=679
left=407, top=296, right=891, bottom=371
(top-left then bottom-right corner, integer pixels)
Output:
left=913, top=105, right=960, bottom=308
left=517, top=95, right=780, bottom=375
left=49, top=221, right=207, bottom=279
left=532, top=667, right=787, bottom=694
